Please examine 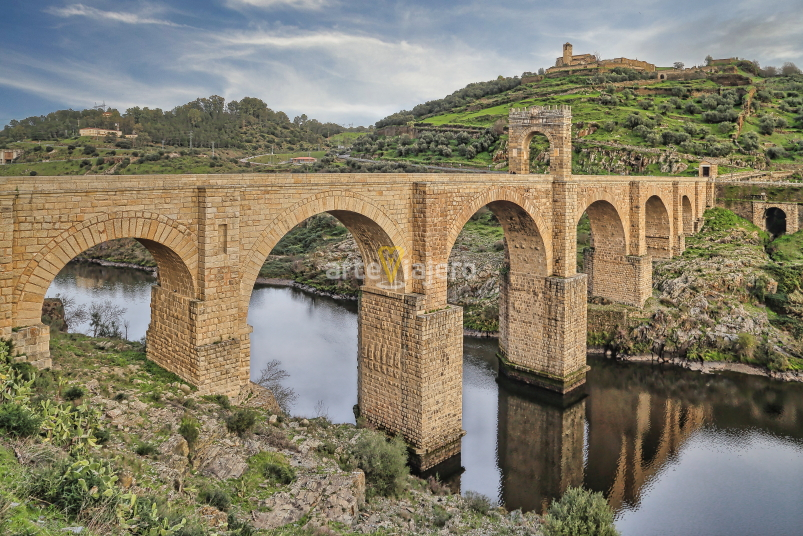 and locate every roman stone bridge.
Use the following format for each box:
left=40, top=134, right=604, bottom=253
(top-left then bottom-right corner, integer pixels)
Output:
left=0, top=106, right=712, bottom=469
